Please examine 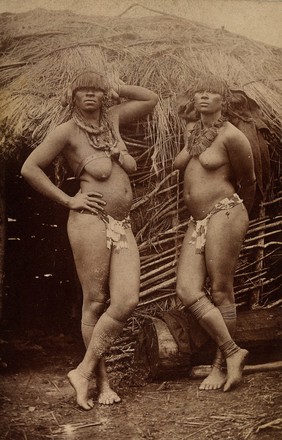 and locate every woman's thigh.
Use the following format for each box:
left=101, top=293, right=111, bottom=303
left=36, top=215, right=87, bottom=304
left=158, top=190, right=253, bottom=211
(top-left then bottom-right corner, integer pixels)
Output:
left=67, top=211, right=110, bottom=300
left=176, top=222, right=207, bottom=303
left=205, top=203, right=249, bottom=295
left=109, top=228, right=140, bottom=304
